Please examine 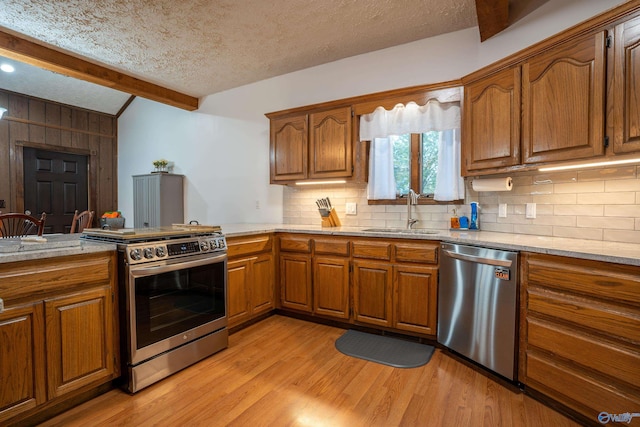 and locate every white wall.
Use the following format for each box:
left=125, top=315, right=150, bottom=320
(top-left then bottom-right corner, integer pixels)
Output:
left=117, top=0, right=624, bottom=226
